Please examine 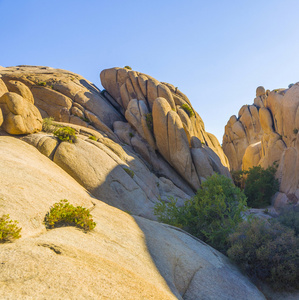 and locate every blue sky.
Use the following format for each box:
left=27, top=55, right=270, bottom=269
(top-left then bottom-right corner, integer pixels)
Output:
left=1, top=0, right=299, bottom=142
